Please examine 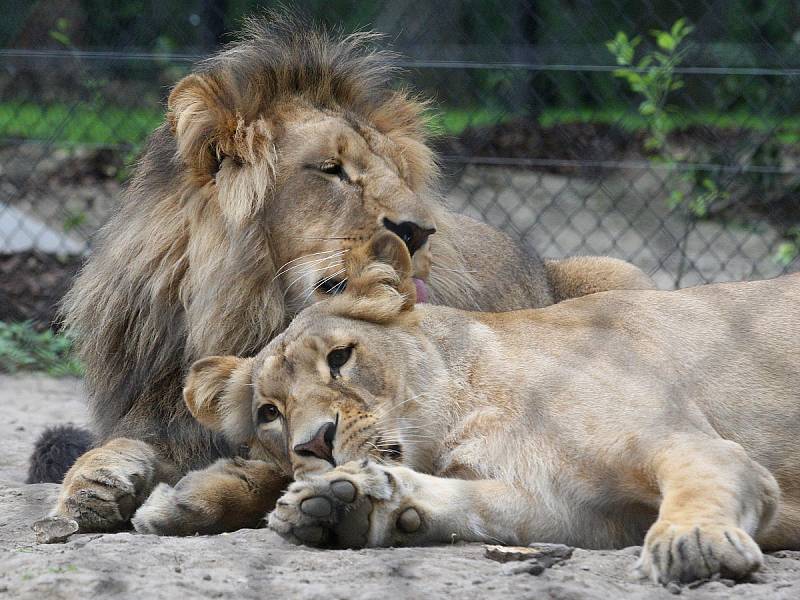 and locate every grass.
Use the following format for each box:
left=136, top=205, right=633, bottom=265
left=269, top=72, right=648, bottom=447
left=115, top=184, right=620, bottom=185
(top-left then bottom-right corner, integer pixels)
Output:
left=2, top=100, right=798, bottom=145
left=0, top=101, right=162, bottom=146
left=538, top=106, right=800, bottom=144
left=0, top=321, right=83, bottom=377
